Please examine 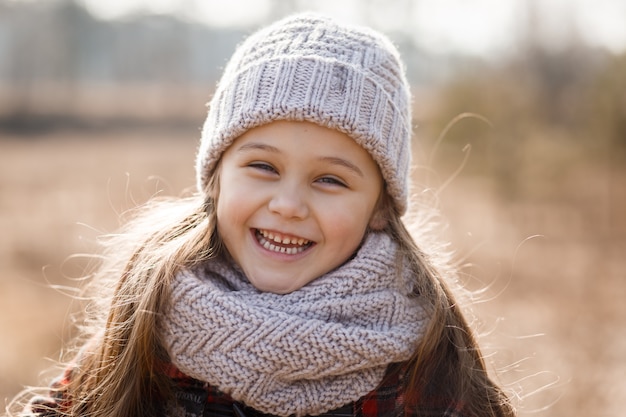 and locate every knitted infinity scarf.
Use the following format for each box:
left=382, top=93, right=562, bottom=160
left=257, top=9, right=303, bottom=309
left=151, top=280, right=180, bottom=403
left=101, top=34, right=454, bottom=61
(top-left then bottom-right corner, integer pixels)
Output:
left=161, top=232, right=429, bottom=417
